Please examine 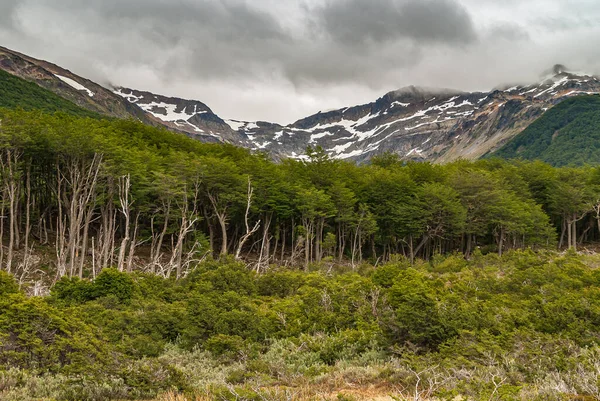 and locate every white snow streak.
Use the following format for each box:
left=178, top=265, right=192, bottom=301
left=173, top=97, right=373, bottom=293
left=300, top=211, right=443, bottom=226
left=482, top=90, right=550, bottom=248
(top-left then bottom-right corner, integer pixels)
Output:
left=55, top=74, right=94, bottom=97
